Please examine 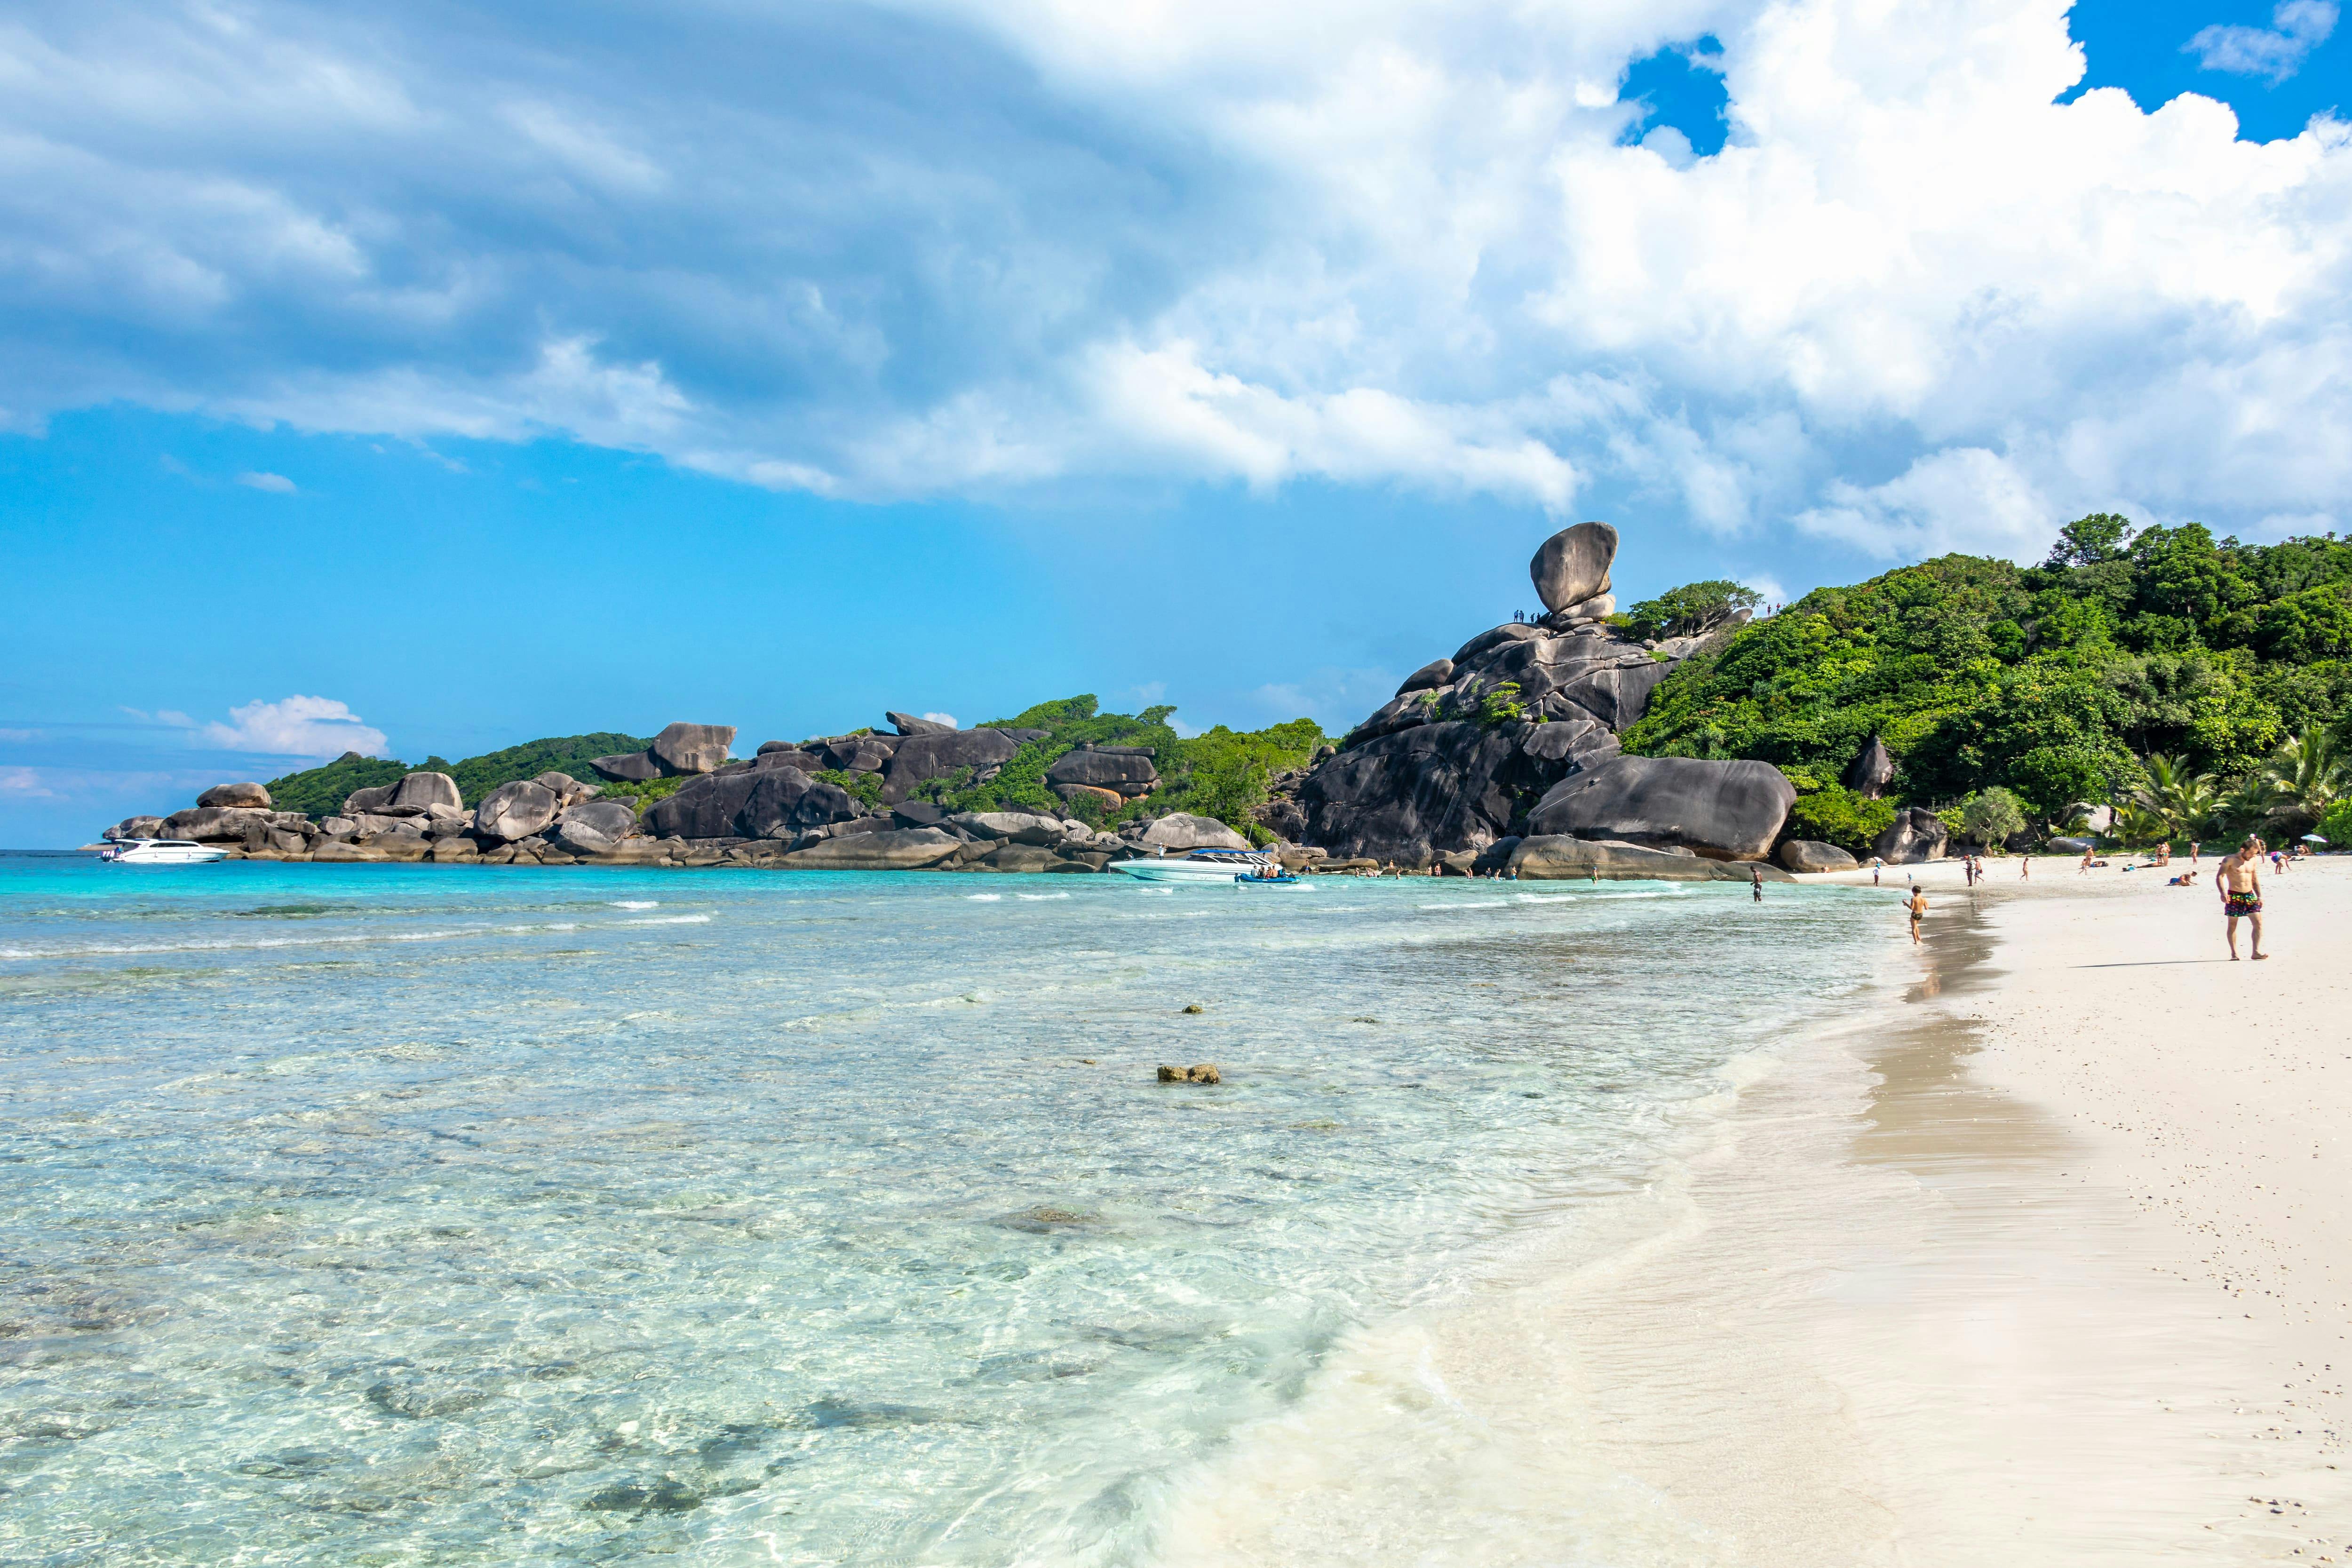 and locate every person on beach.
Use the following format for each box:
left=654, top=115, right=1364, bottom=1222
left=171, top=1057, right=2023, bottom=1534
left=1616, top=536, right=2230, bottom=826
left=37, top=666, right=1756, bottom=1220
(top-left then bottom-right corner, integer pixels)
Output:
left=2216, top=838, right=2266, bottom=961
left=1870, top=857, right=1883, bottom=885
left=2190, top=840, right=2200, bottom=866
left=2020, top=854, right=2030, bottom=879
left=1751, top=866, right=1764, bottom=902
left=1905, top=885, right=1928, bottom=943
